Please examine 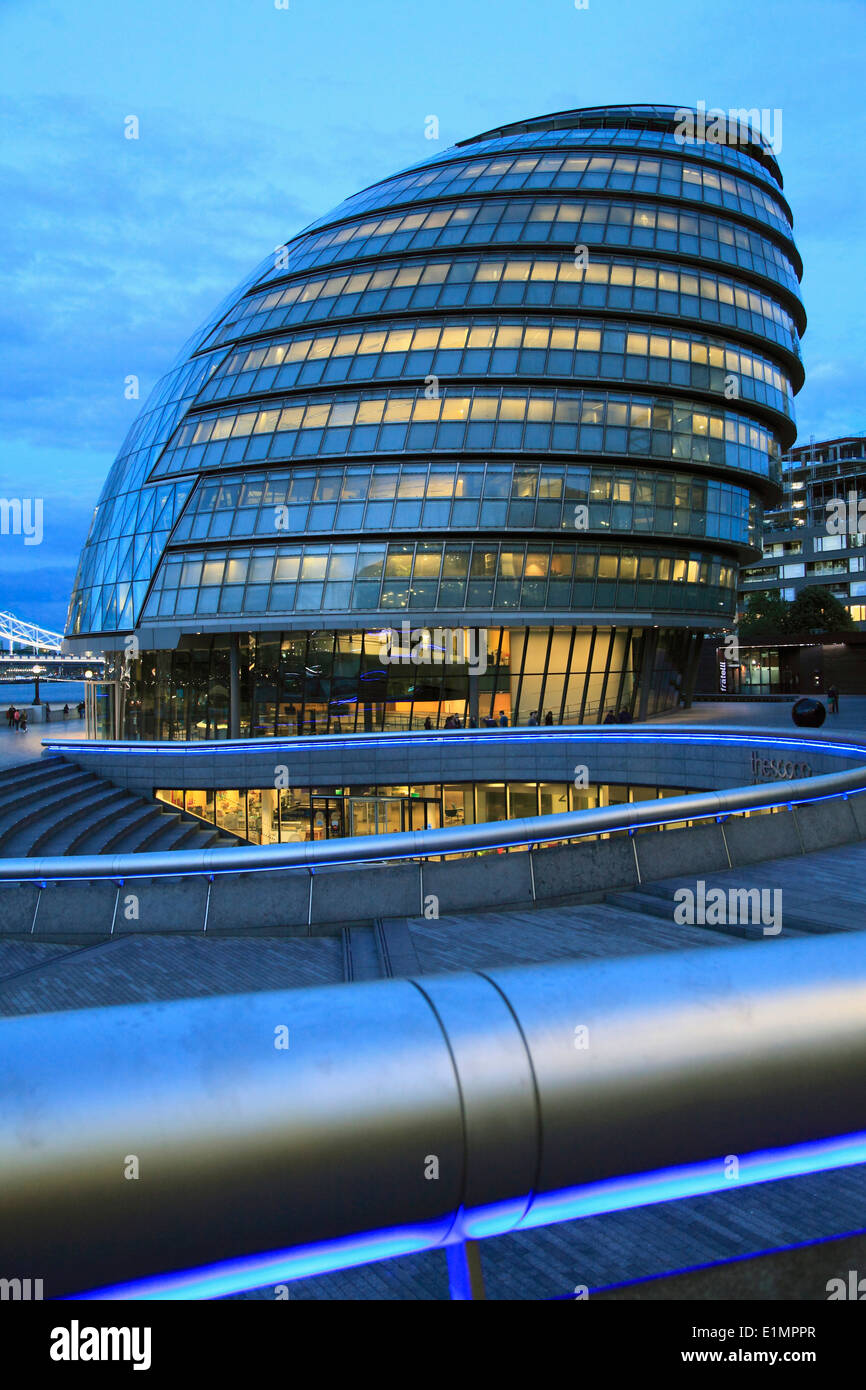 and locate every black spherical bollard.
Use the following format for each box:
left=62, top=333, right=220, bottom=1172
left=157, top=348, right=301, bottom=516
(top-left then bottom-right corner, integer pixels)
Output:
left=791, top=697, right=827, bottom=728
